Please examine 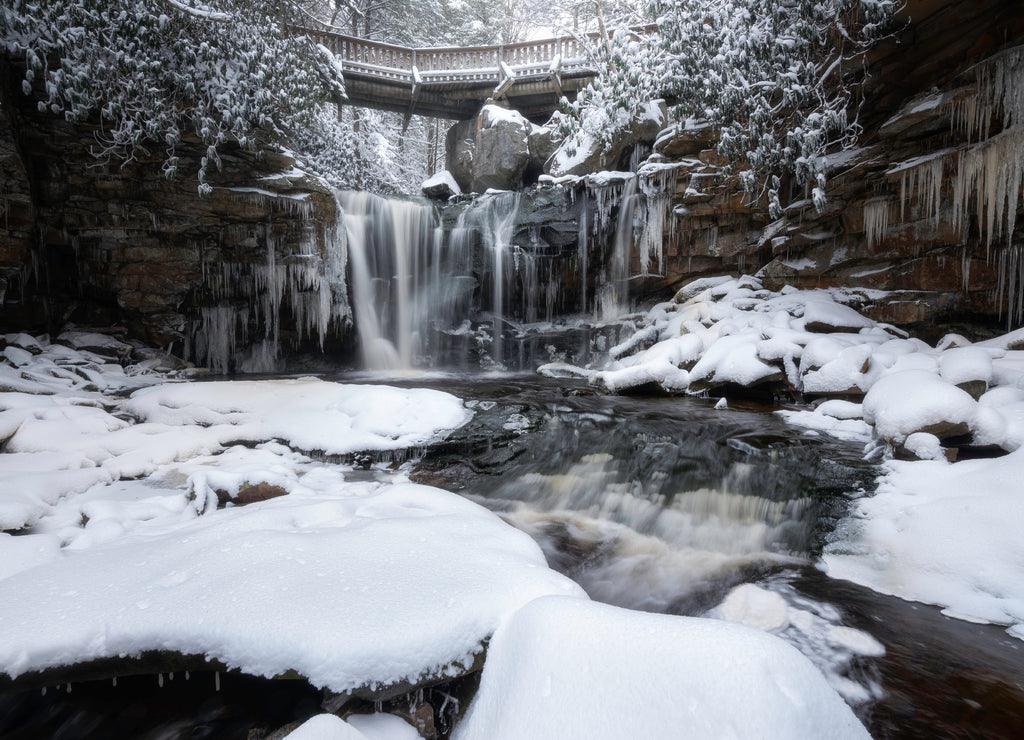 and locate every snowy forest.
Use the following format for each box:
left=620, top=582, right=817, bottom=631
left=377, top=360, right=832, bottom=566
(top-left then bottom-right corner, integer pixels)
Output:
left=2, top=0, right=1024, bottom=738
